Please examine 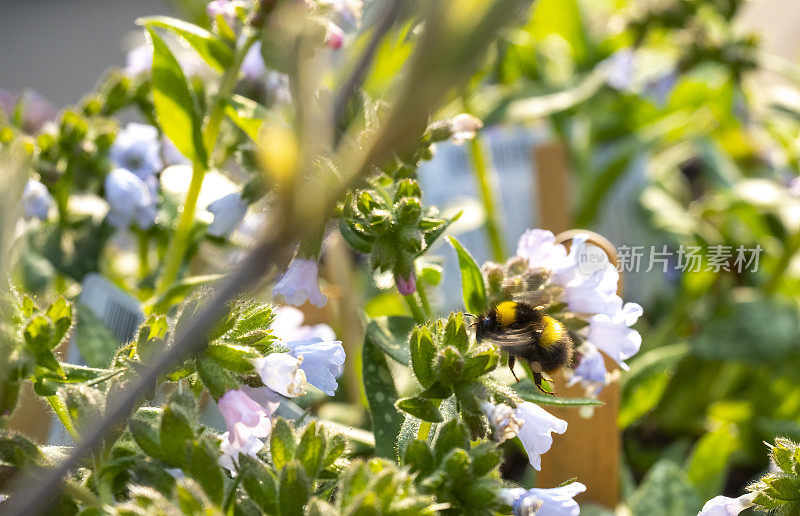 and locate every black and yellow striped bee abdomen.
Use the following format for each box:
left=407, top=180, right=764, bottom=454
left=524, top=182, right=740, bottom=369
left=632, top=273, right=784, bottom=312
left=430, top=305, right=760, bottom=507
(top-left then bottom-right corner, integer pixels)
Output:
left=475, top=301, right=573, bottom=393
